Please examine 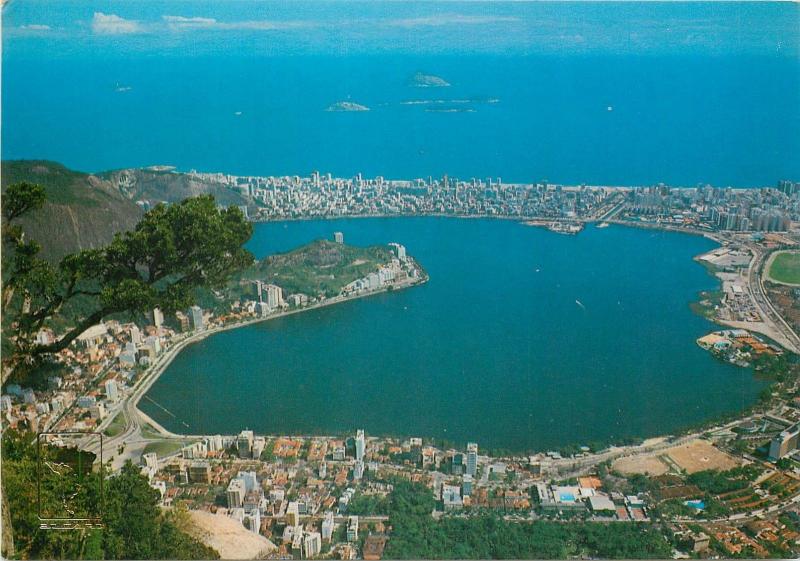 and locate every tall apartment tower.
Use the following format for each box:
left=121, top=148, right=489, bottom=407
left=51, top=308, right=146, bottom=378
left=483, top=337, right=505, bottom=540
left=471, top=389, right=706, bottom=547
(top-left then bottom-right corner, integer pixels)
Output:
left=466, top=442, right=478, bottom=477
left=355, top=429, right=366, bottom=462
